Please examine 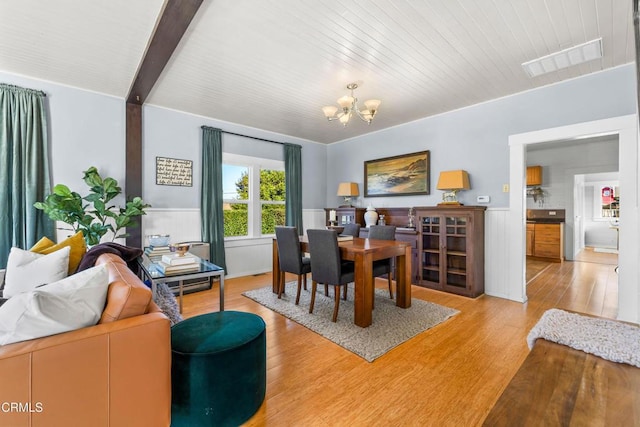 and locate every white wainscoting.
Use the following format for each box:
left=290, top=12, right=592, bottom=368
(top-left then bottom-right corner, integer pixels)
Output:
left=142, top=208, right=513, bottom=290
left=142, top=208, right=328, bottom=279
left=484, top=208, right=513, bottom=300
